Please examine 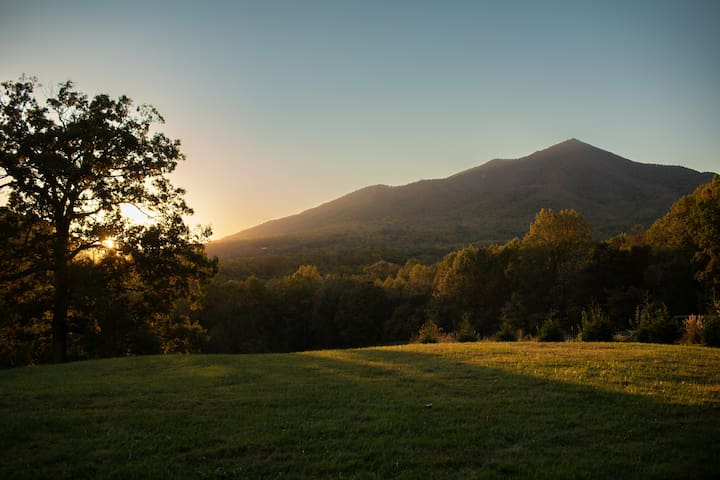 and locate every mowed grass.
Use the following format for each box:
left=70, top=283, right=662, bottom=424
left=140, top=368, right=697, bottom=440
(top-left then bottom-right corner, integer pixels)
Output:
left=1, top=343, right=719, bottom=479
